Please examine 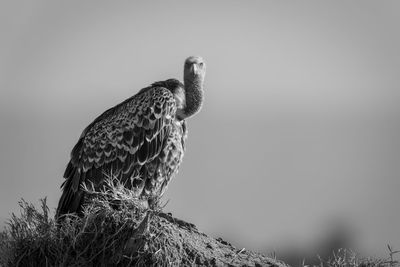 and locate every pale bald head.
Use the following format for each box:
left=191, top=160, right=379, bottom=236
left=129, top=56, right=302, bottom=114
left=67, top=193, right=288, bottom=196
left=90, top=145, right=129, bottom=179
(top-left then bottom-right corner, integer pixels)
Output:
left=184, top=56, right=206, bottom=78
left=179, top=56, right=205, bottom=120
